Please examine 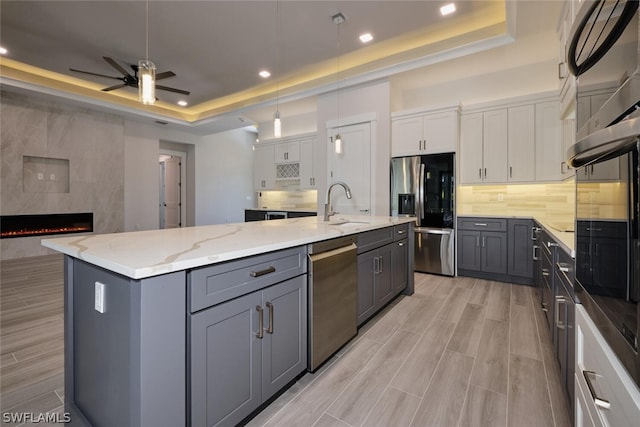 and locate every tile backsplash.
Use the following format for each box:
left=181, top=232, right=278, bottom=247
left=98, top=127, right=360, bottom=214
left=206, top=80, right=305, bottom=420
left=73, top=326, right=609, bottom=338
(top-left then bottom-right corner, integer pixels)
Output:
left=256, top=190, right=318, bottom=211
left=457, top=180, right=576, bottom=223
